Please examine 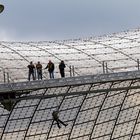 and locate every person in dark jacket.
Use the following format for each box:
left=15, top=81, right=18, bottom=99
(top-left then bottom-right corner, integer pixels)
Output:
left=52, top=111, right=68, bottom=129
left=27, top=61, right=35, bottom=81
left=36, top=61, right=42, bottom=80
left=59, top=60, right=66, bottom=78
left=45, top=60, right=55, bottom=79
